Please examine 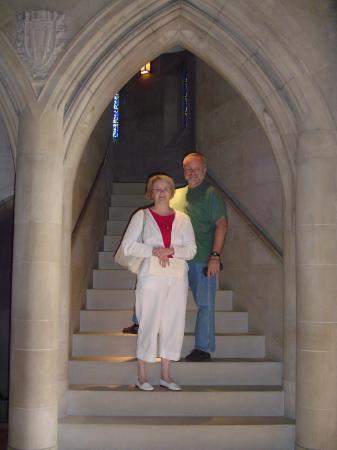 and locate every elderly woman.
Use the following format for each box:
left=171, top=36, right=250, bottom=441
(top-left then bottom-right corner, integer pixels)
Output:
left=121, top=174, right=196, bottom=391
